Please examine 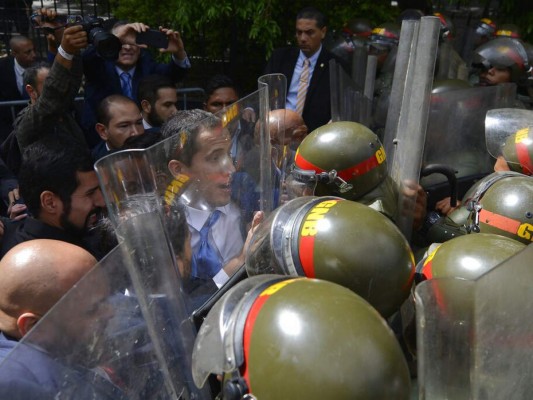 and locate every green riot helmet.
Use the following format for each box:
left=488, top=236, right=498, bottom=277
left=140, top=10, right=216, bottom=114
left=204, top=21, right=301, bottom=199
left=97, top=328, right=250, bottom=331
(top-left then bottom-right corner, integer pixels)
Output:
left=472, top=37, right=530, bottom=84
left=485, top=108, right=533, bottom=175
left=465, top=171, right=533, bottom=244
left=418, top=233, right=525, bottom=281
left=368, top=22, right=400, bottom=51
left=290, top=121, right=388, bottom=201
left=245, top=196, right=415, bottom=317
left=501, top=127, right=533, bottom=175
left=192, top=275, right=411, bottom=400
